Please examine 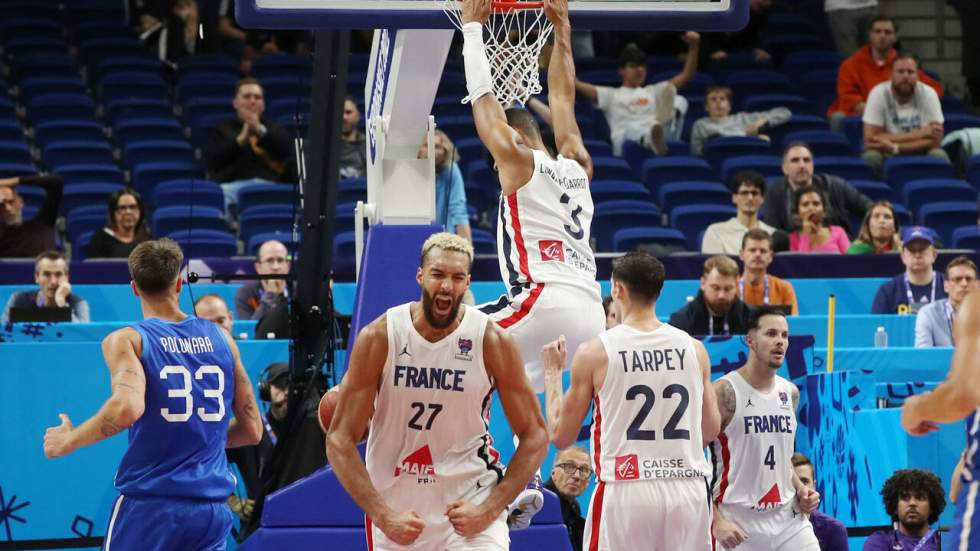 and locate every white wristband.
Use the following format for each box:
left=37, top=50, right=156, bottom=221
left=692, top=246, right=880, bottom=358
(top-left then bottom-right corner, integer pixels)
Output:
left=462, top=21, right=493, bottom=104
